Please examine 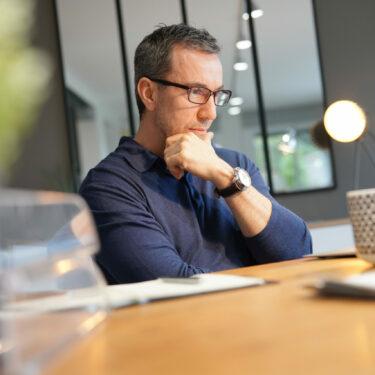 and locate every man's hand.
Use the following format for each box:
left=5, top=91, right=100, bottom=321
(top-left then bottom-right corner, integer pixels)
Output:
left=164, top=132, right=233, bottom=187
left=164, top=132, right=272, bottom=237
